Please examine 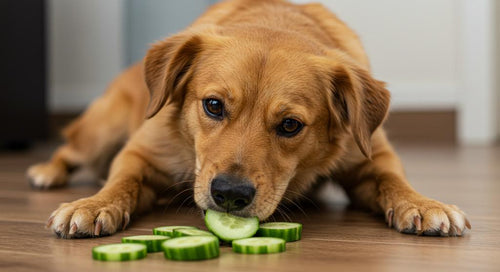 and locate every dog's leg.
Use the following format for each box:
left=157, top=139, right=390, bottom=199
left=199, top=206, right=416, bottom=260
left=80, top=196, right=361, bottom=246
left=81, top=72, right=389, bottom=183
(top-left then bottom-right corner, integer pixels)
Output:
left=339, top=130, right=471, bottom=236
left=46, top=146, right=160, bottom=238
left=27, top=141, right=84, bottom=189
left=27, top=84, right=142, bottom=189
